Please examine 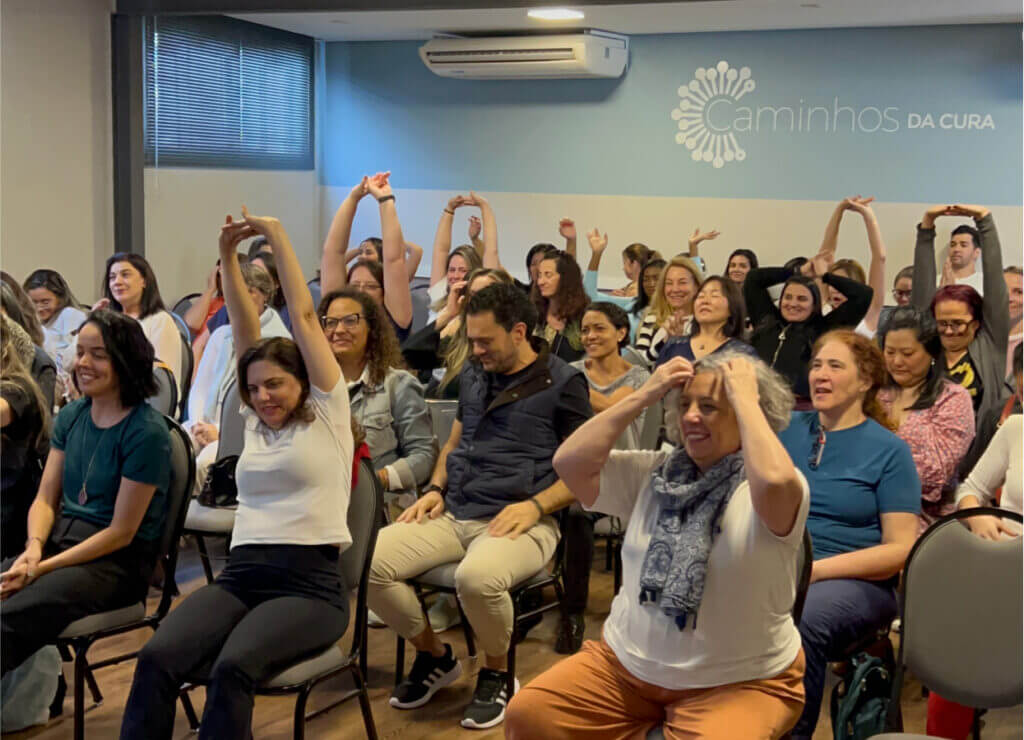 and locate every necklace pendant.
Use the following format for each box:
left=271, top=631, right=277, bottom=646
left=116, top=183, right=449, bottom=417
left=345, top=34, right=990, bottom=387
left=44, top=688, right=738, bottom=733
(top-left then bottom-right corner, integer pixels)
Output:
left=78, top=486, right=88, bottom=505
